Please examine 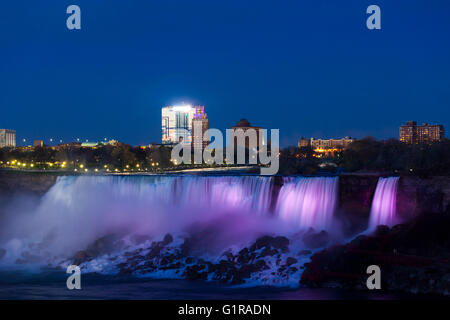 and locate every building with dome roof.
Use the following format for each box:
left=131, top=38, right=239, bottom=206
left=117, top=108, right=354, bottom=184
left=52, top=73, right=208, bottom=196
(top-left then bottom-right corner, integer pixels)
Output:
left=230, top=119, right=264, bottom=150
